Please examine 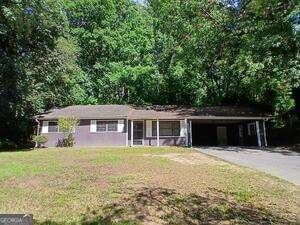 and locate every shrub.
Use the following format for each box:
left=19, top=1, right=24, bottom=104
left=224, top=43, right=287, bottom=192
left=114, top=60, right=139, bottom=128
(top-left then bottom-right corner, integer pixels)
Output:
left=32, top=135, right=48, bottom=148
left=0, top=138, right=17, bottom=149
left=58, top=117, right=79, bottom=147
left=62, top=134, right=75, bottom=147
